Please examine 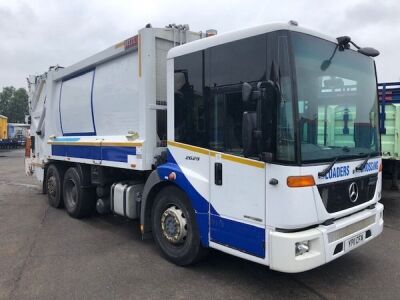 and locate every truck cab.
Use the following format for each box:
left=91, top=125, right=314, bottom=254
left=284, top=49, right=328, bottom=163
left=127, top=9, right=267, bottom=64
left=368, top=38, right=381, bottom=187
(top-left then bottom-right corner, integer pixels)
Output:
left=160, top=22, right=383, bottom=272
